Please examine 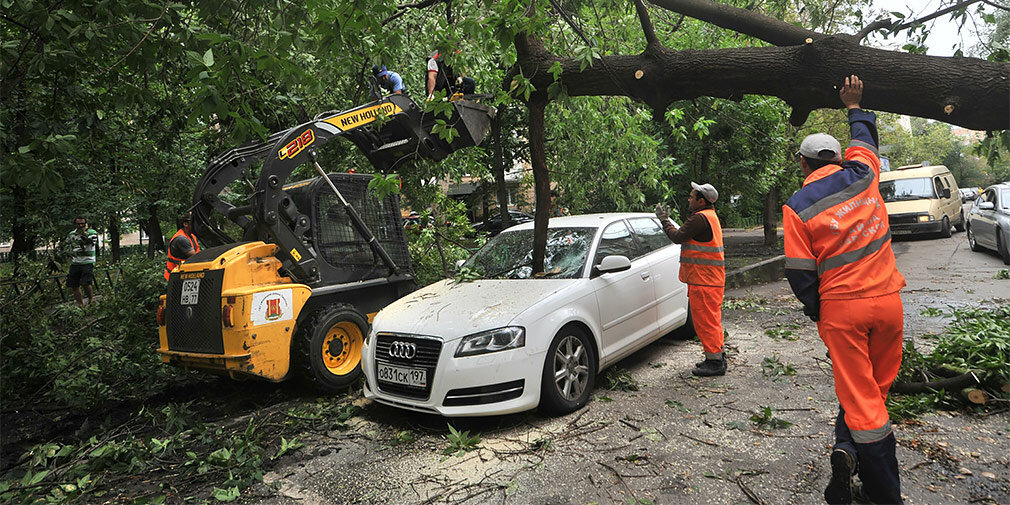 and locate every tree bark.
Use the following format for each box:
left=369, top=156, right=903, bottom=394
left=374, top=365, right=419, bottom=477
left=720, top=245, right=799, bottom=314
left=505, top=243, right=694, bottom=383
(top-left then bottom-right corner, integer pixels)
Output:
left=529, top=95, right=550, bottom=274
left=143, top=202, right=166, bottom=257
left=9, top=185, right=35, bottom=261
left=109, top=213, right=120, bottom=263
left=515, top=34, right=1009, bottom=130
left=649, top=0, right=822, bottom=46
left=763, top=186, right=779, bottom=246
left=491, top=114, right=512, bottom=230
